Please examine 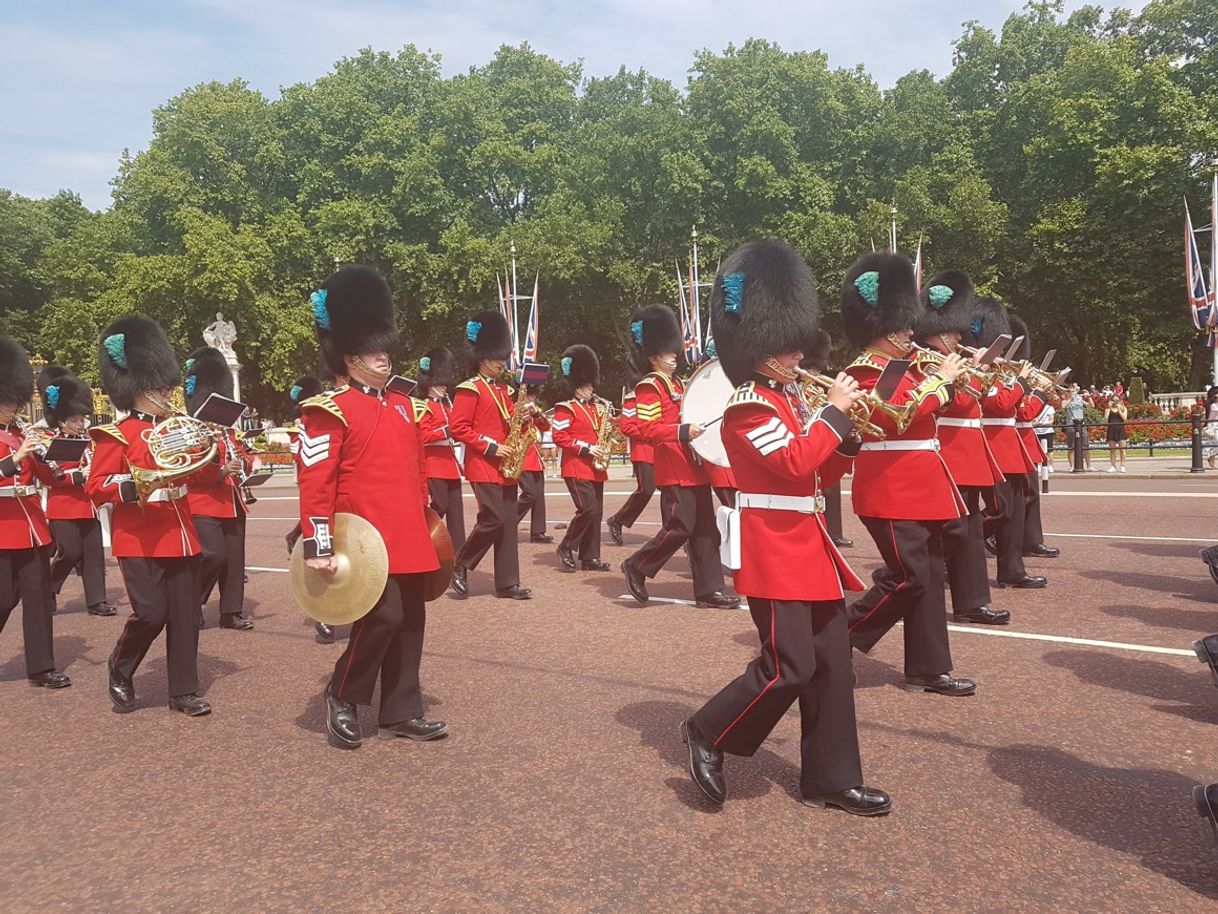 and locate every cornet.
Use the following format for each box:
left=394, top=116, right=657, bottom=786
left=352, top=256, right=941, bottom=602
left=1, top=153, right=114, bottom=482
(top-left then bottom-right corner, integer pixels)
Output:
left=793, top=368, right=887, bottom=439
